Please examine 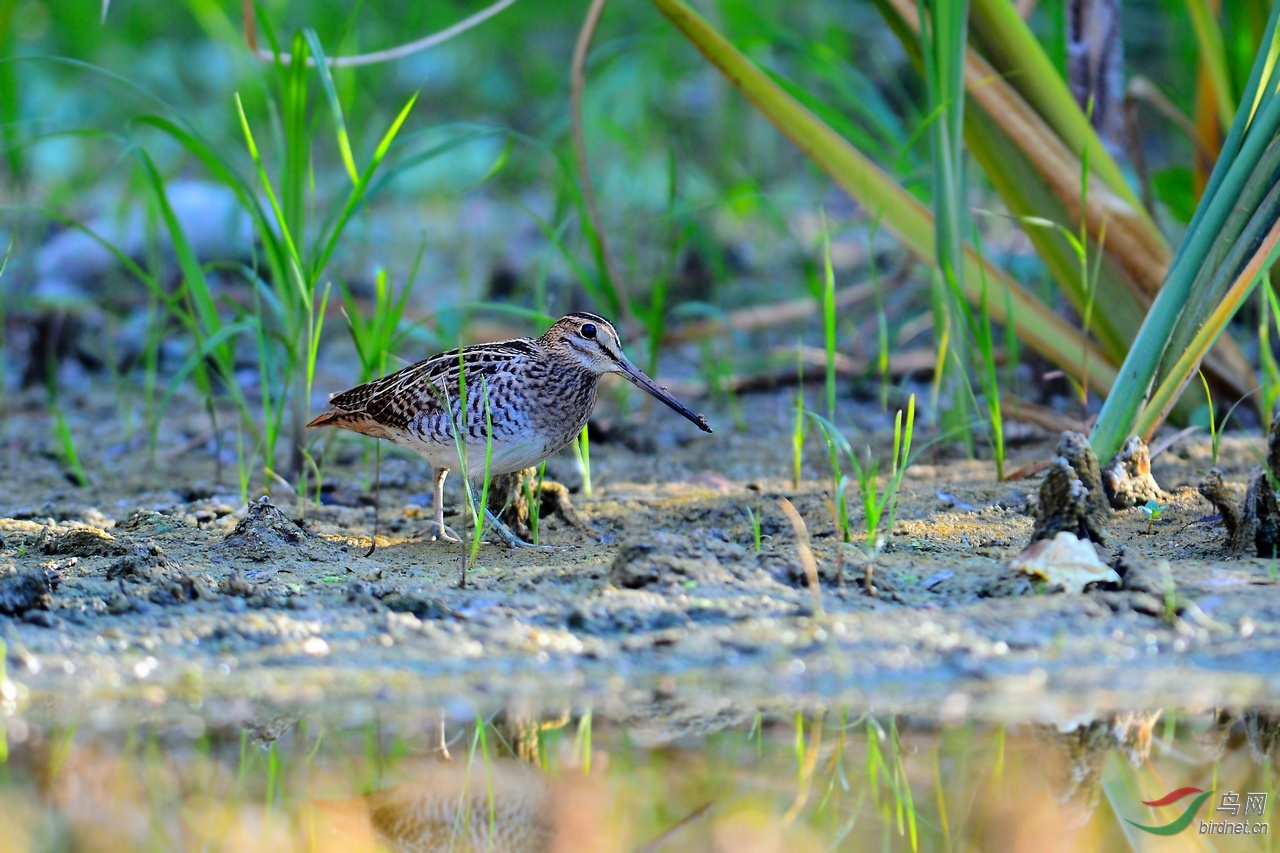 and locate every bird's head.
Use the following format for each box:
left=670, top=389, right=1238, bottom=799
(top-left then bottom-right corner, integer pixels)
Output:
left=542, top=312, right=712, bottom=433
